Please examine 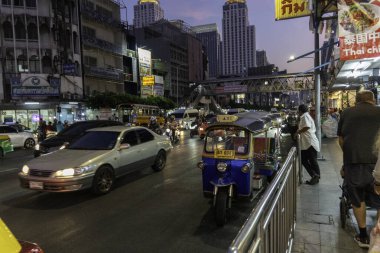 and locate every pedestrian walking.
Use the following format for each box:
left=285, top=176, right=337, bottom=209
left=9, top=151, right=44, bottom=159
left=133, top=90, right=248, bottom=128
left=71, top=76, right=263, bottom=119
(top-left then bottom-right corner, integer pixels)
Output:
left=296, top=104, right=320, bottom=185
left=338, top=89, right=380, bottom=248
